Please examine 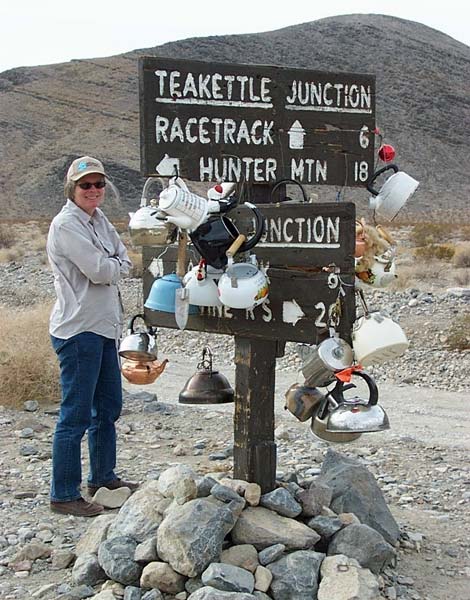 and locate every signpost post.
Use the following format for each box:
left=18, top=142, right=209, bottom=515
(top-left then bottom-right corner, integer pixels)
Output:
left=139, top=57, right=375, bottom=492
